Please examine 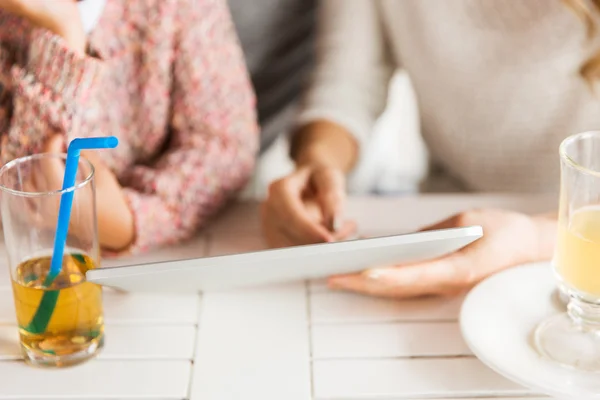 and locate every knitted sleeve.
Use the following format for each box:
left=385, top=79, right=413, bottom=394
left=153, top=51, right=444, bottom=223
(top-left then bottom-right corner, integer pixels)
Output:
left=120, top=0, right=259, bottom=253
left=1, top=30, right=102, bottom=164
